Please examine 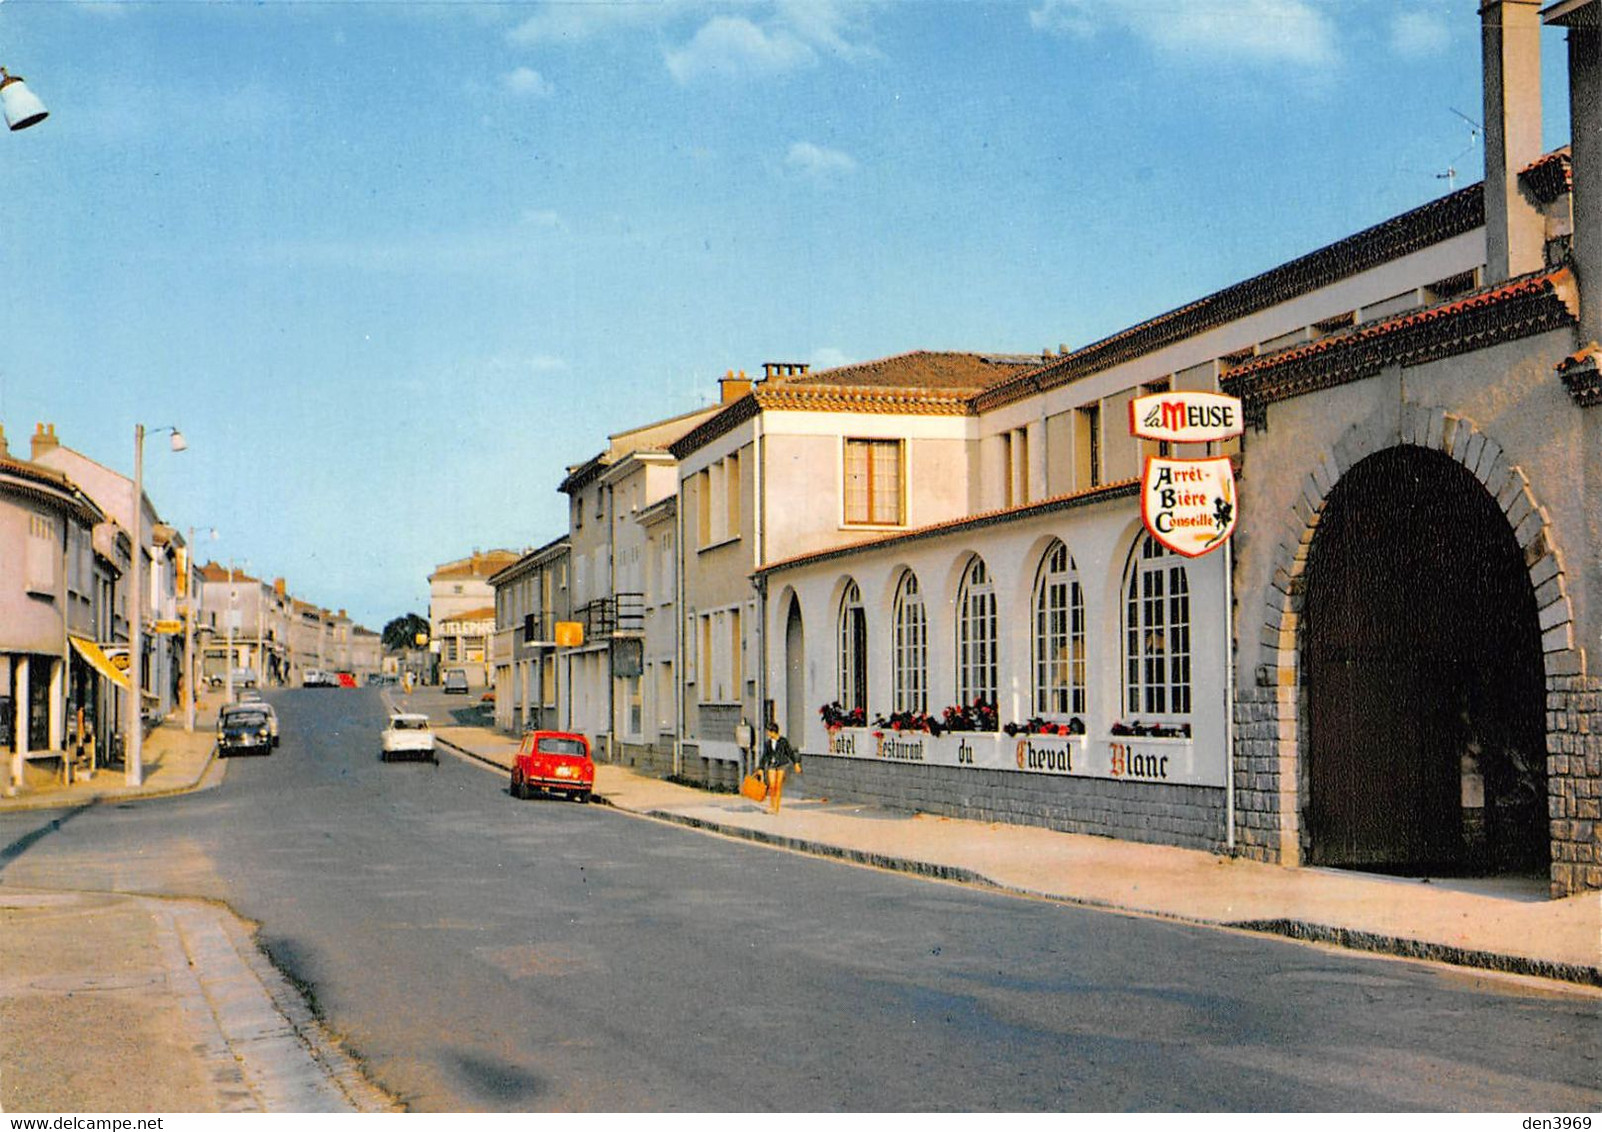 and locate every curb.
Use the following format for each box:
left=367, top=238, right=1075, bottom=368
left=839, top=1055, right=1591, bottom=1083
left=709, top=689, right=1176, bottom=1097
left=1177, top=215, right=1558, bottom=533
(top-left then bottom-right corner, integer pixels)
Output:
left=437, top=735, right=1602, bottom=990
left=643, top=809, right=1602, bottom=990
left=0, top=744, right=222, bottom=815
